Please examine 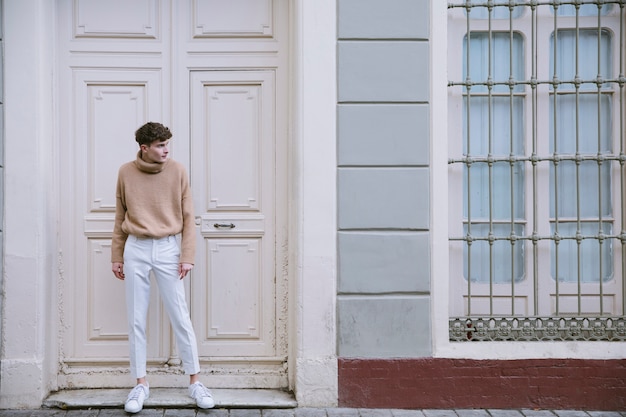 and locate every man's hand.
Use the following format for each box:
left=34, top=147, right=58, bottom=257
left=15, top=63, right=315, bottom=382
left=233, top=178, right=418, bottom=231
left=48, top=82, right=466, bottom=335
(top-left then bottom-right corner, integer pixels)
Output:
left=112, top=262, right=125, bottom=280
left=179, top=263, right=194, bottom=279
